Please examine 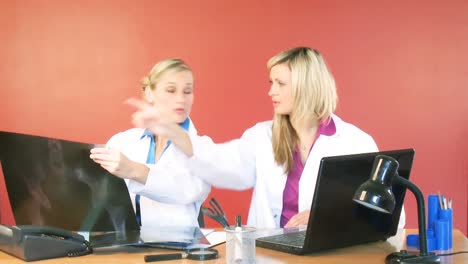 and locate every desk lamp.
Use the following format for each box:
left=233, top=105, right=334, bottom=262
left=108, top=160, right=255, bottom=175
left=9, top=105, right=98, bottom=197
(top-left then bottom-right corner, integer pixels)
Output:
left=353, top=155, right=440, bottom=264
